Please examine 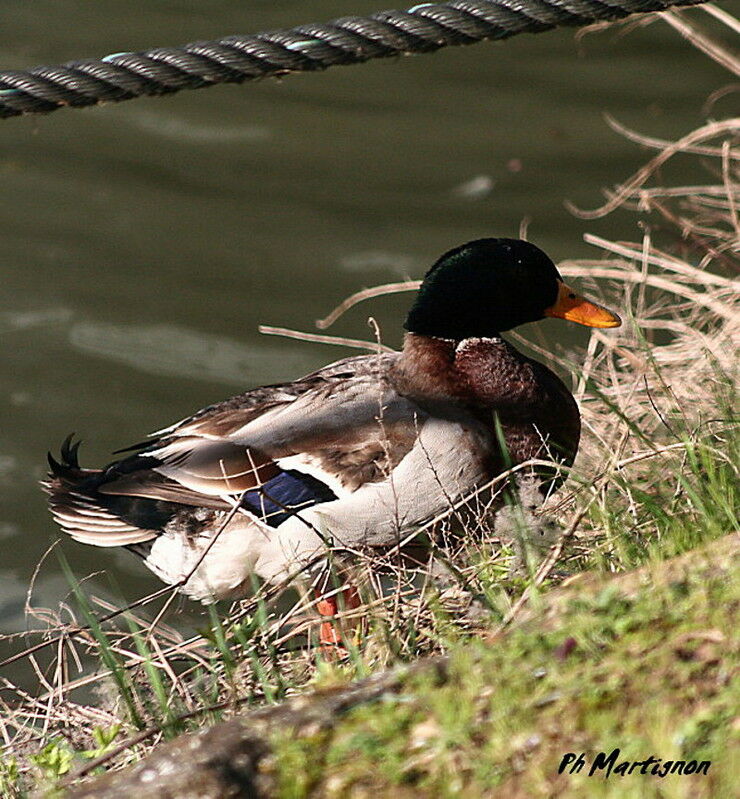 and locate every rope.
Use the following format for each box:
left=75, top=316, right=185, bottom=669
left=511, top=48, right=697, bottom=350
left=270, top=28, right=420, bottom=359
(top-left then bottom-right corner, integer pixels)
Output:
left=0, top=0, right=706, bottom=119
